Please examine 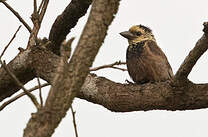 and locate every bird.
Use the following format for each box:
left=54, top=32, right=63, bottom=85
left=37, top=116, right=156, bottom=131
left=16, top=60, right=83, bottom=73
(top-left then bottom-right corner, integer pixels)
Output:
left=120, top=25, right=173, bottom=84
